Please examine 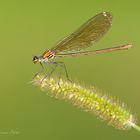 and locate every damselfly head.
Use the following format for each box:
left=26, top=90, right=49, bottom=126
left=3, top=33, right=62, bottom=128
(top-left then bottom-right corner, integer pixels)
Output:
left=33, top=55, right=39, bottom=64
